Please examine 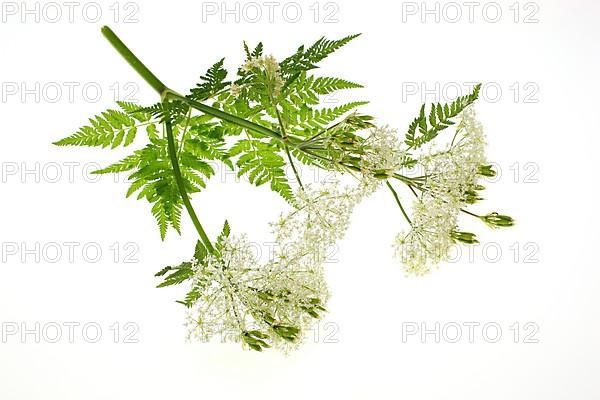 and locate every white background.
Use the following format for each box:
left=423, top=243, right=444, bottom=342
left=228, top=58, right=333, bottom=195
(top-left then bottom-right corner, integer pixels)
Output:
left=1, top=0, right=599, bottom=398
